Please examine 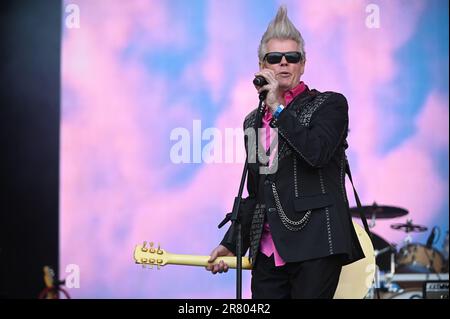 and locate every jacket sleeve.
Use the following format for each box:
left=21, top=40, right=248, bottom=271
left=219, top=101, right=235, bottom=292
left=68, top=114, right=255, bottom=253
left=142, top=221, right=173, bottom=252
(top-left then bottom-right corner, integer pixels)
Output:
left=220, top=122, right=258, bottom=255
left=269, top=92, right=349, bottom=168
